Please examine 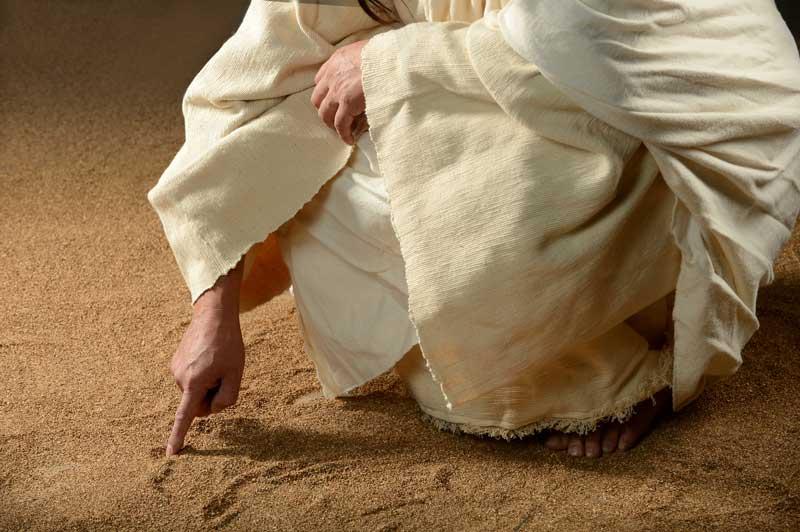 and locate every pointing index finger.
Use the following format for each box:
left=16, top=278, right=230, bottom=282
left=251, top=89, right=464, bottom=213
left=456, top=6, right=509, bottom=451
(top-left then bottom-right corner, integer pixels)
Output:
left=166, top=391, right=199, bottom=456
